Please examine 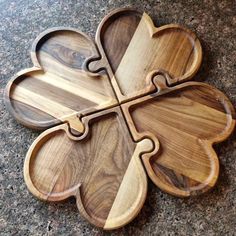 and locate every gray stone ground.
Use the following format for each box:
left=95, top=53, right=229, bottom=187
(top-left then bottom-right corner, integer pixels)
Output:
left=0, top=0, right=235, bottom=235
